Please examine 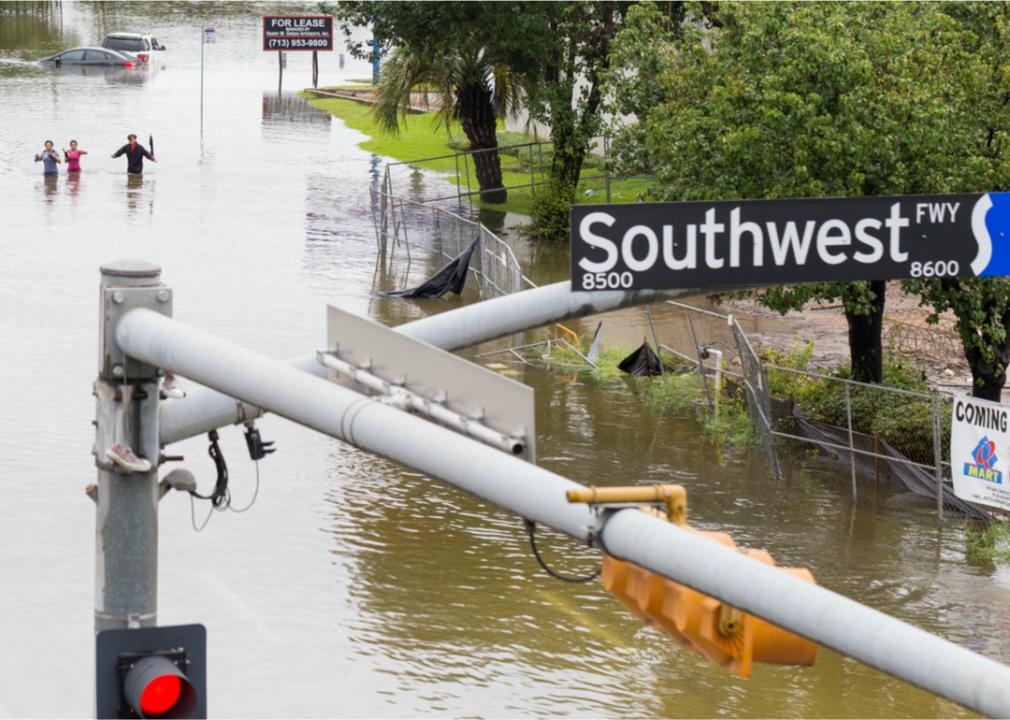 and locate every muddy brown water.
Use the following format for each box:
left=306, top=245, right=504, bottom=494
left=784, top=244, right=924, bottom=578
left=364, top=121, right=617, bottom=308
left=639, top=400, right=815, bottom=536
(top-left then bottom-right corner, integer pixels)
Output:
left=1, top=3, right=1006, bottom=717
